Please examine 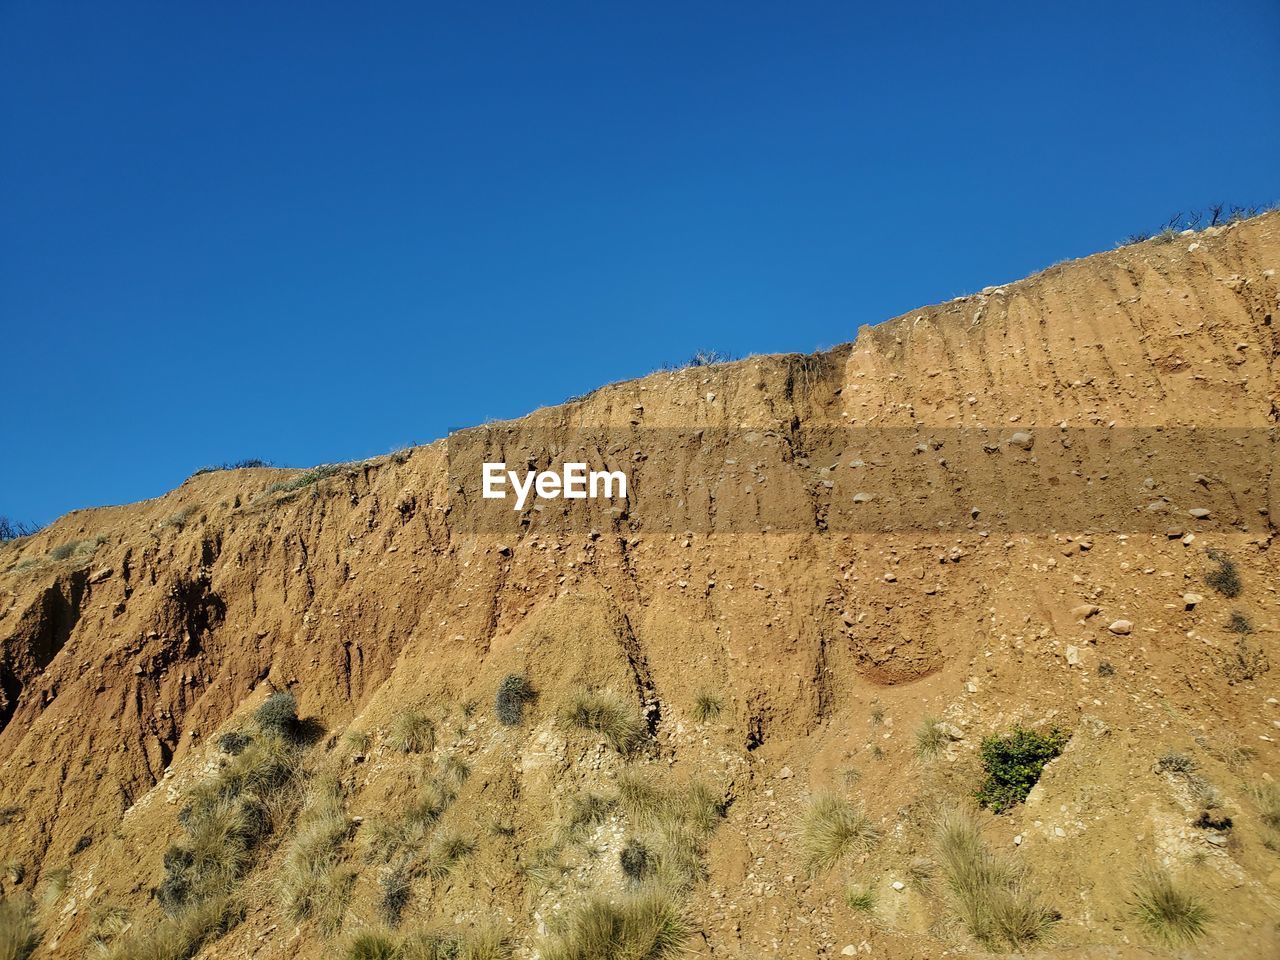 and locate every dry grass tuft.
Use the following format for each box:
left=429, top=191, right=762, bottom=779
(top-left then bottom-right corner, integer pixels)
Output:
left=1131, top=864, right=1209, bottom=944
left=935, top=808, right=1056, bottom=948
left=0, top=895, right=38, bottom=960
left=692, top=691, right=722, bottom=722
left=279, top=775, right=353, bottom=928
left=97, top=896, right=235, bottom=960
left=540, top=890, right=689, bottom=960
left=387, top=710, right=435, bottom=755
left=563, top=689, right=646, bottom=753
left=799, top=794, right=879, bottom=874
left=915, top=716, right=947, bottom=757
